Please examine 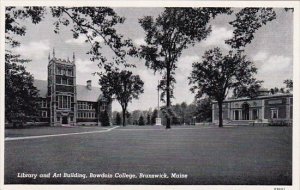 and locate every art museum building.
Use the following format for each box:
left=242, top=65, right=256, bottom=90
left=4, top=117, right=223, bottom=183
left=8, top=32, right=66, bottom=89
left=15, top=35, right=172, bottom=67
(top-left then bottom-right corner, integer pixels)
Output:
left=212, top=93, right=293, bottom=126
left=34, top=51, right=111, bottom=126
